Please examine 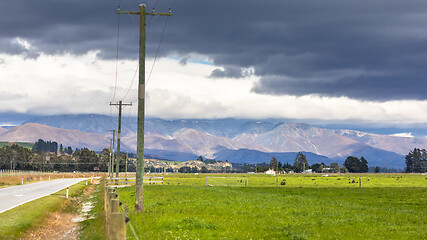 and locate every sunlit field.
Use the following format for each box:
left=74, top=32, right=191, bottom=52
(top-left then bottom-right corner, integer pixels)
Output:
left=112, top=173, right=427, bottom=239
